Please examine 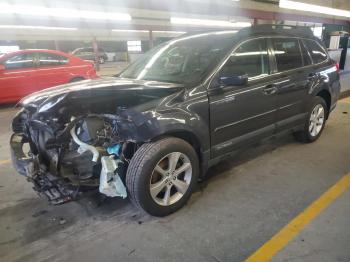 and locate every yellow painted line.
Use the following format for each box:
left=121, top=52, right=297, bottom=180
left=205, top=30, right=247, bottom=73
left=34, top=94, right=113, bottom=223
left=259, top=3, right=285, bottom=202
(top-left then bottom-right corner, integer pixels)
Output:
left=0, top=159, right=10, bottom=165
left=245, top=173, right=350, bottom=262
